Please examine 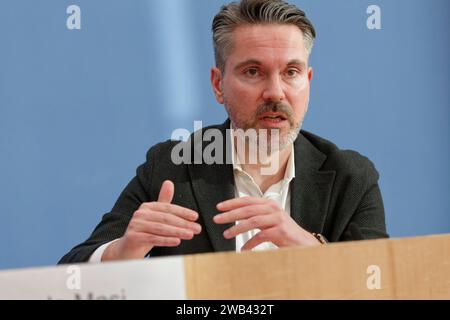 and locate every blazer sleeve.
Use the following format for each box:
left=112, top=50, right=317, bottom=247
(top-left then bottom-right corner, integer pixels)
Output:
left=57, top=146, right=157, bottom=264
left=341, top=183, right=389, bottom=240
left=339, top=159, right=389, bottom=241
